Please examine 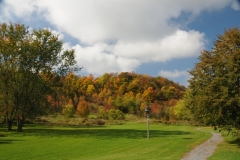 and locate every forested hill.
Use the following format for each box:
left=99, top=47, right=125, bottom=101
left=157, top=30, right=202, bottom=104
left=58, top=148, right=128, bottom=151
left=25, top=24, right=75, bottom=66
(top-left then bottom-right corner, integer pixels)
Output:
left=55, top=71, right=186, bottom=114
